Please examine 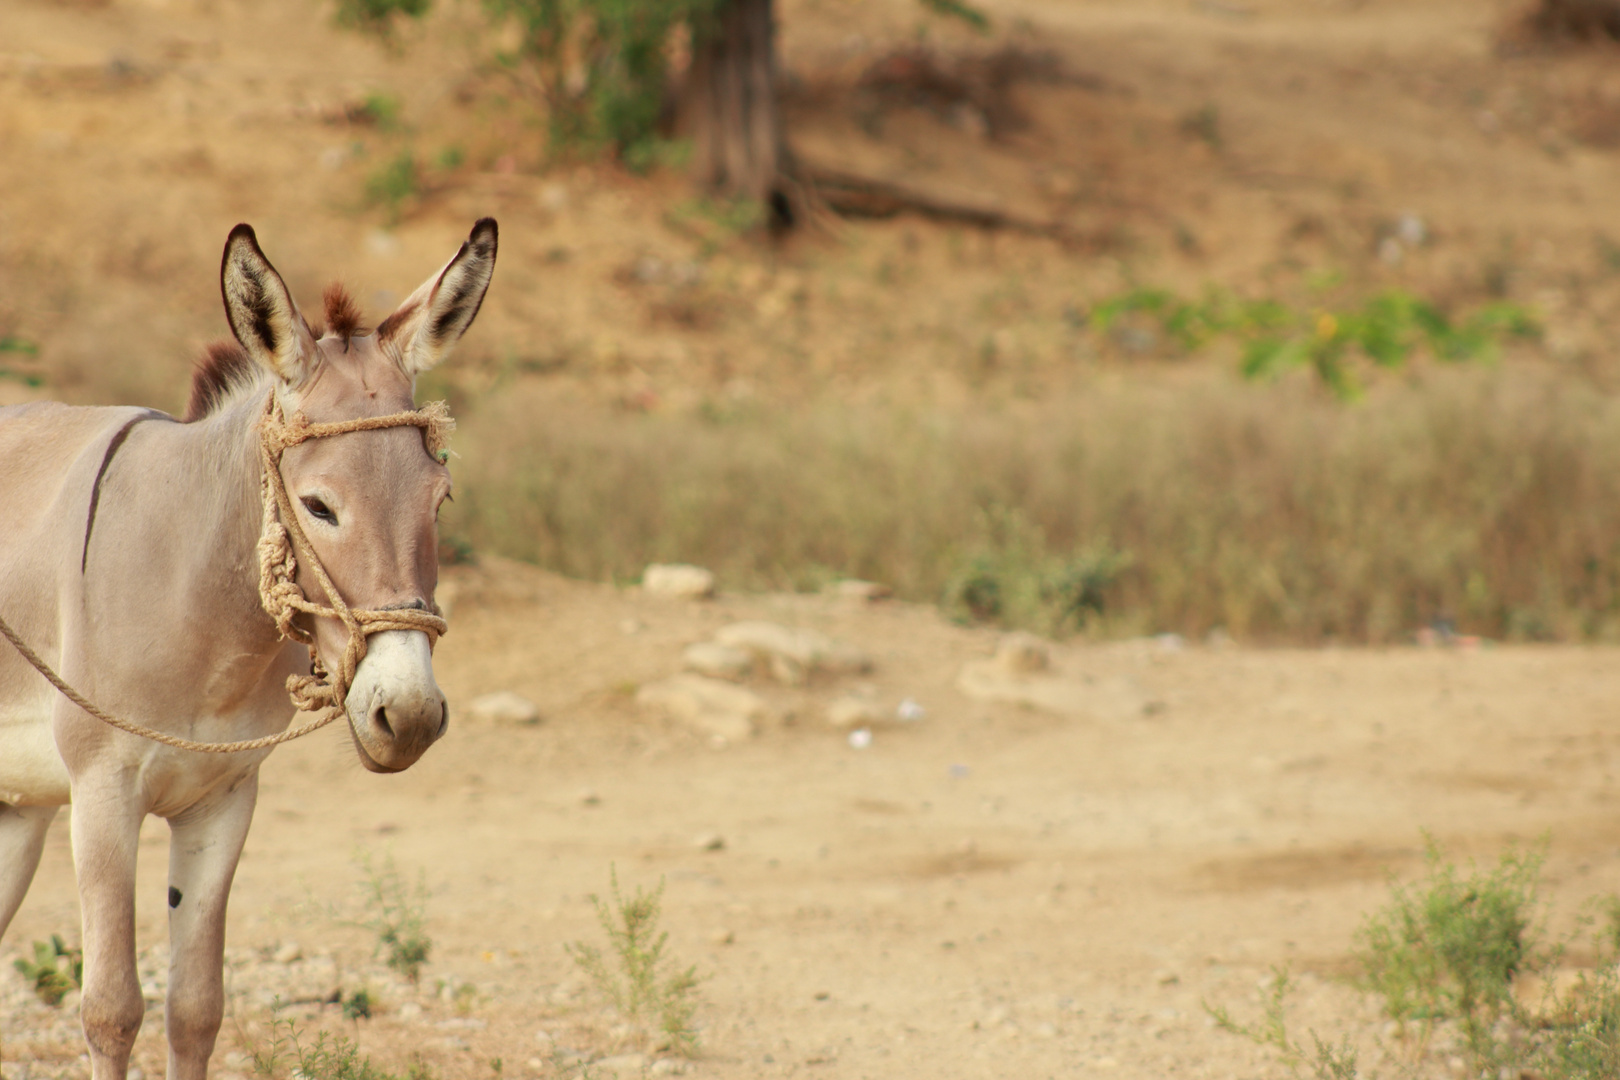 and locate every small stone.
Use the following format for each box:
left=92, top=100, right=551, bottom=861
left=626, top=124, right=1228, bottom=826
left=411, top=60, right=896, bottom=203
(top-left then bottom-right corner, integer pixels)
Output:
left=1154, top=969, right=1180, bottom=986
left=636, top=675, right=767, bottom=741
left=682, top=641, right=754, bottom=681
left=593, top=1054, right=646, bottom=1078
left=273, top=941, right=302, bottom=964
left=715, top=621, right=872, bottom=677
left=649, top=1060, right=686, bottom=1076
left=464, top=690, right=540, bottom=726
left=695, top=832, right=726, bottom=851
left=848, top=727, right=873, bottom=750
left=710, top=928, right=735, bottom=945
left=642, top=564, right=716, bottom=599
left=825, top=696, right=881, bottom=730
left=994, top=633, right=1050, bottom=674
left=579, top=788, right=601, bottom=806
left=831, top=579, right=891, bottom=602
left=895, top=697, right=926, bottom=722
